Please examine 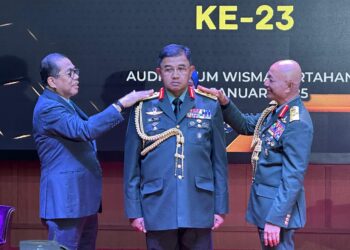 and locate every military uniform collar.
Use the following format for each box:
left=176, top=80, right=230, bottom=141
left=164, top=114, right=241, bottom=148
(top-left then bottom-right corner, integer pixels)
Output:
left=275, top=96, right=300, bottom=116
left=166, top=88, right=188, bottom=105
